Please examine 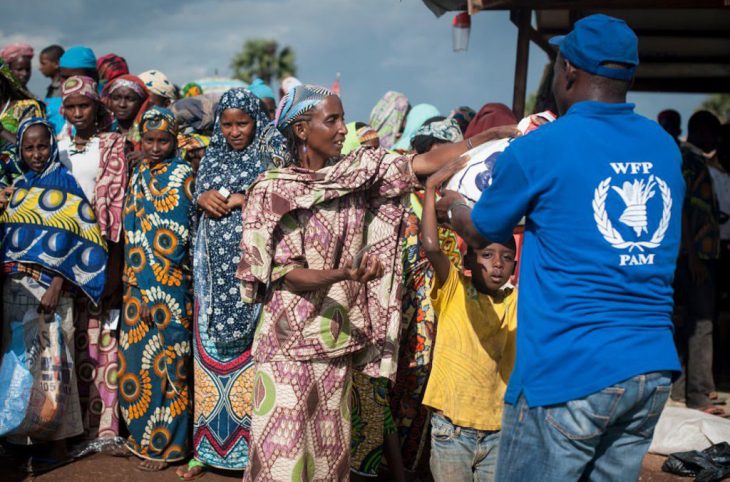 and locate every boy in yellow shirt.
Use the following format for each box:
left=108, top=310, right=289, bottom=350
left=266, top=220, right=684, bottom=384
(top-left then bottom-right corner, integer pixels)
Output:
left=420, top=158, right=517, bottom=482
